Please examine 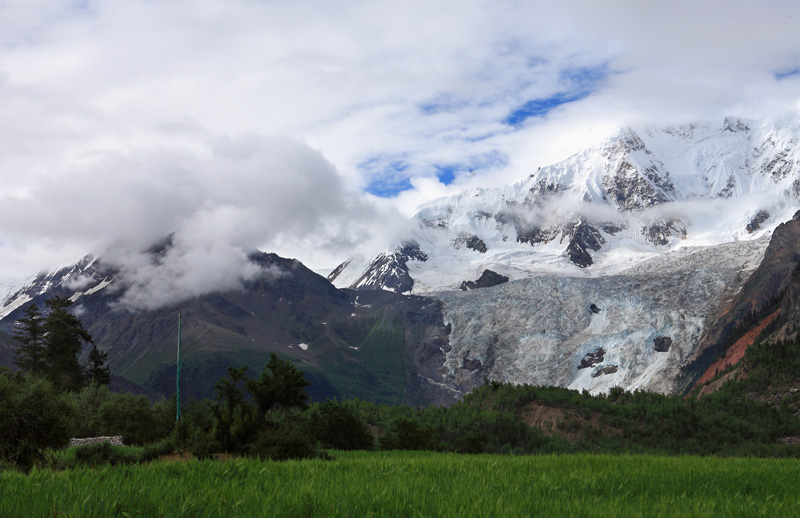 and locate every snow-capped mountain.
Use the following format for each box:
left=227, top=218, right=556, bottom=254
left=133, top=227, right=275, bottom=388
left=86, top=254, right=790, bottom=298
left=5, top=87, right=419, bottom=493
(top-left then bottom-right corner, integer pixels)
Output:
left=4, top=112, right=800, bottom=402
left=330, top=112, right=800, bottom=293
left=0, top=255, right=115, bottom=321
left=327, top=112, right=800, bottom=396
